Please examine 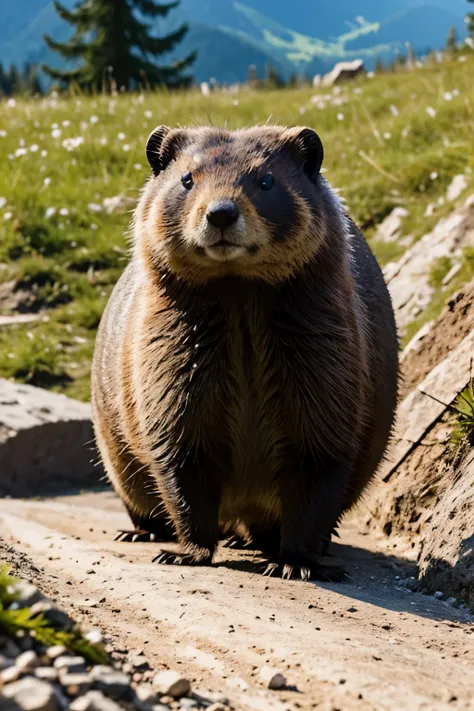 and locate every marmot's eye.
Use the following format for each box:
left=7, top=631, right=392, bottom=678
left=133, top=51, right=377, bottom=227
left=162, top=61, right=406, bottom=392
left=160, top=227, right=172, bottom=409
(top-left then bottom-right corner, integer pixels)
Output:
left=181, top=172, right=194, bottom=190
left=259, top=173, right=275, bottom=191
